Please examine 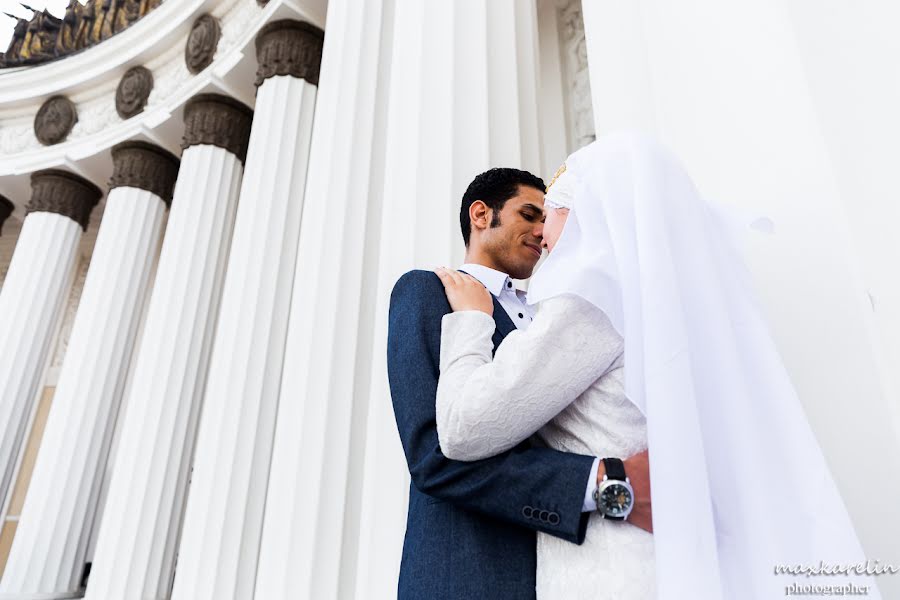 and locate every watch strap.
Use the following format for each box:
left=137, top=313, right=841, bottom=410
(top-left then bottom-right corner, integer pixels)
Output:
left=602, top=457, right=627, bottom=481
